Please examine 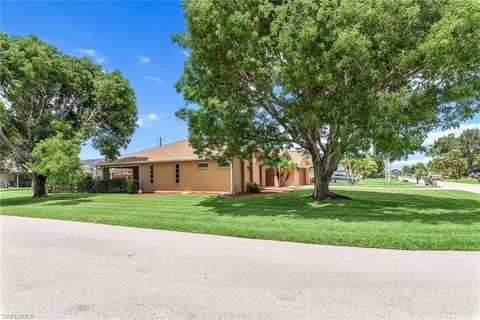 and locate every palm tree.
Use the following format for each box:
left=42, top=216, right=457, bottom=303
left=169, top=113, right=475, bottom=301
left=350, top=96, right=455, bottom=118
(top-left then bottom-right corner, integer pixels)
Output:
left=266, top=156, right=300, bottom=187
